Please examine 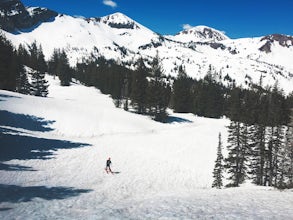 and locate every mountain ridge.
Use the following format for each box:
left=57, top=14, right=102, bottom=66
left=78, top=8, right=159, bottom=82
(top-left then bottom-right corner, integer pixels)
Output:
left=1, top=0, right=293, bottom=93
left=0, top=0, right=57, bottom=32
